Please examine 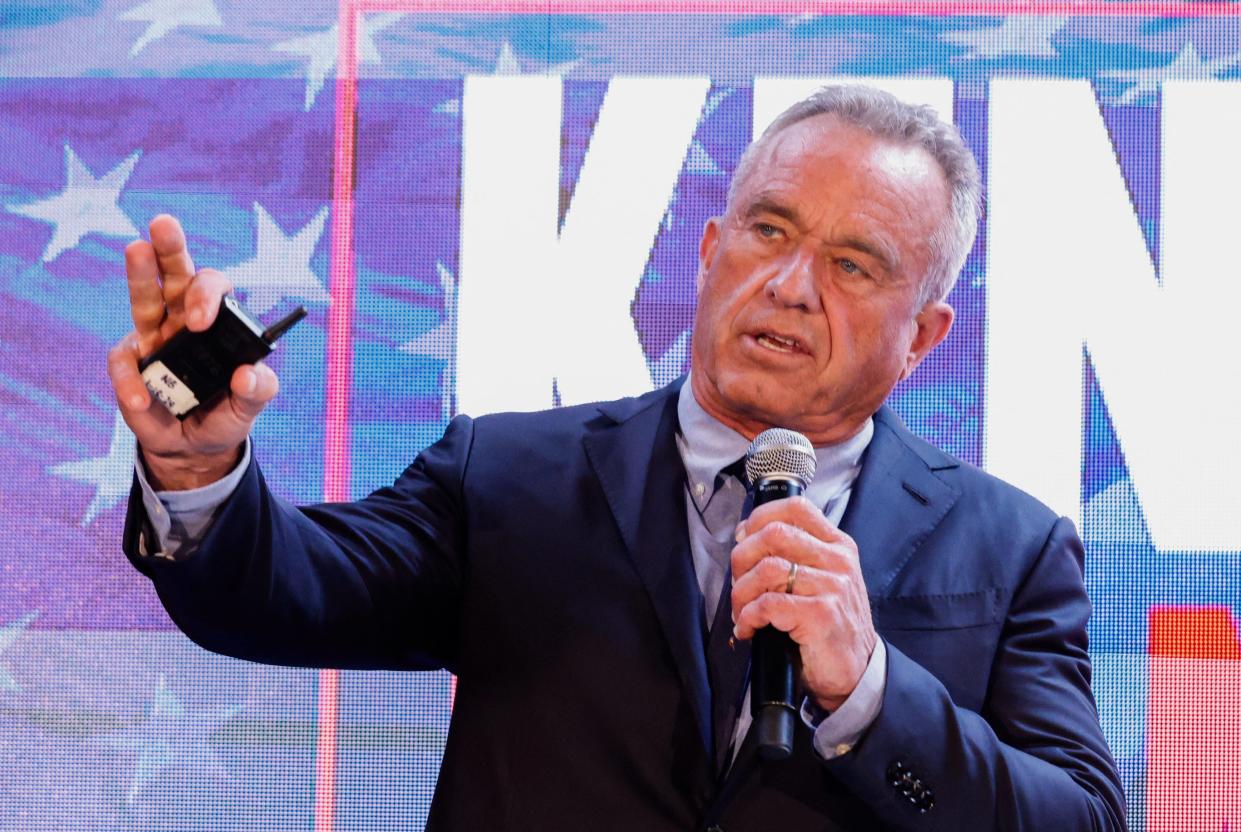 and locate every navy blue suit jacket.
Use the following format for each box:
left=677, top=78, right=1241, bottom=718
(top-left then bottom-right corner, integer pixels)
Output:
left=123, top=380, right=1125, bottom=830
